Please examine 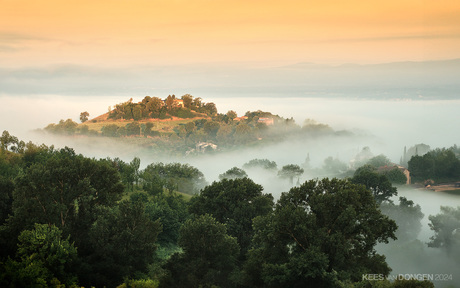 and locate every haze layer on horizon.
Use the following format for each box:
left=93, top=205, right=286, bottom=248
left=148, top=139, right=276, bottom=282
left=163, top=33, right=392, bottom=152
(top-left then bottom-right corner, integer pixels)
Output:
left=1, top=0, right=460, bottom=68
